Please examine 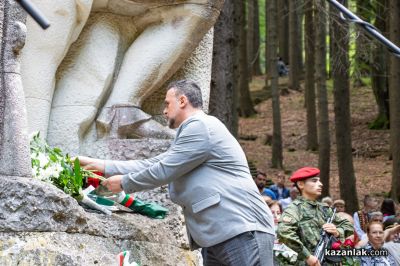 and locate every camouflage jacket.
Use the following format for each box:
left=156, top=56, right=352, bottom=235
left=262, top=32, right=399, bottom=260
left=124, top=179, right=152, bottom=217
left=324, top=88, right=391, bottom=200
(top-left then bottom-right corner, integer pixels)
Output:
left=277, top=196, right=354, bottom=263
